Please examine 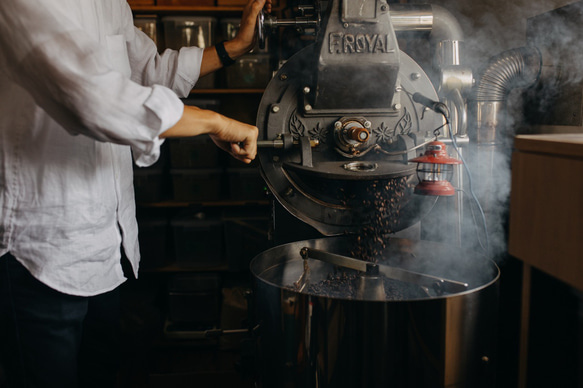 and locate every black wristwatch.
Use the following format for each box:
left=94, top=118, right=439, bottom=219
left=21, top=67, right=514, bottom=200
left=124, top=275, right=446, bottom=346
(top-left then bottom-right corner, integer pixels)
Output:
left=215, top=40, right=236, bottom=67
